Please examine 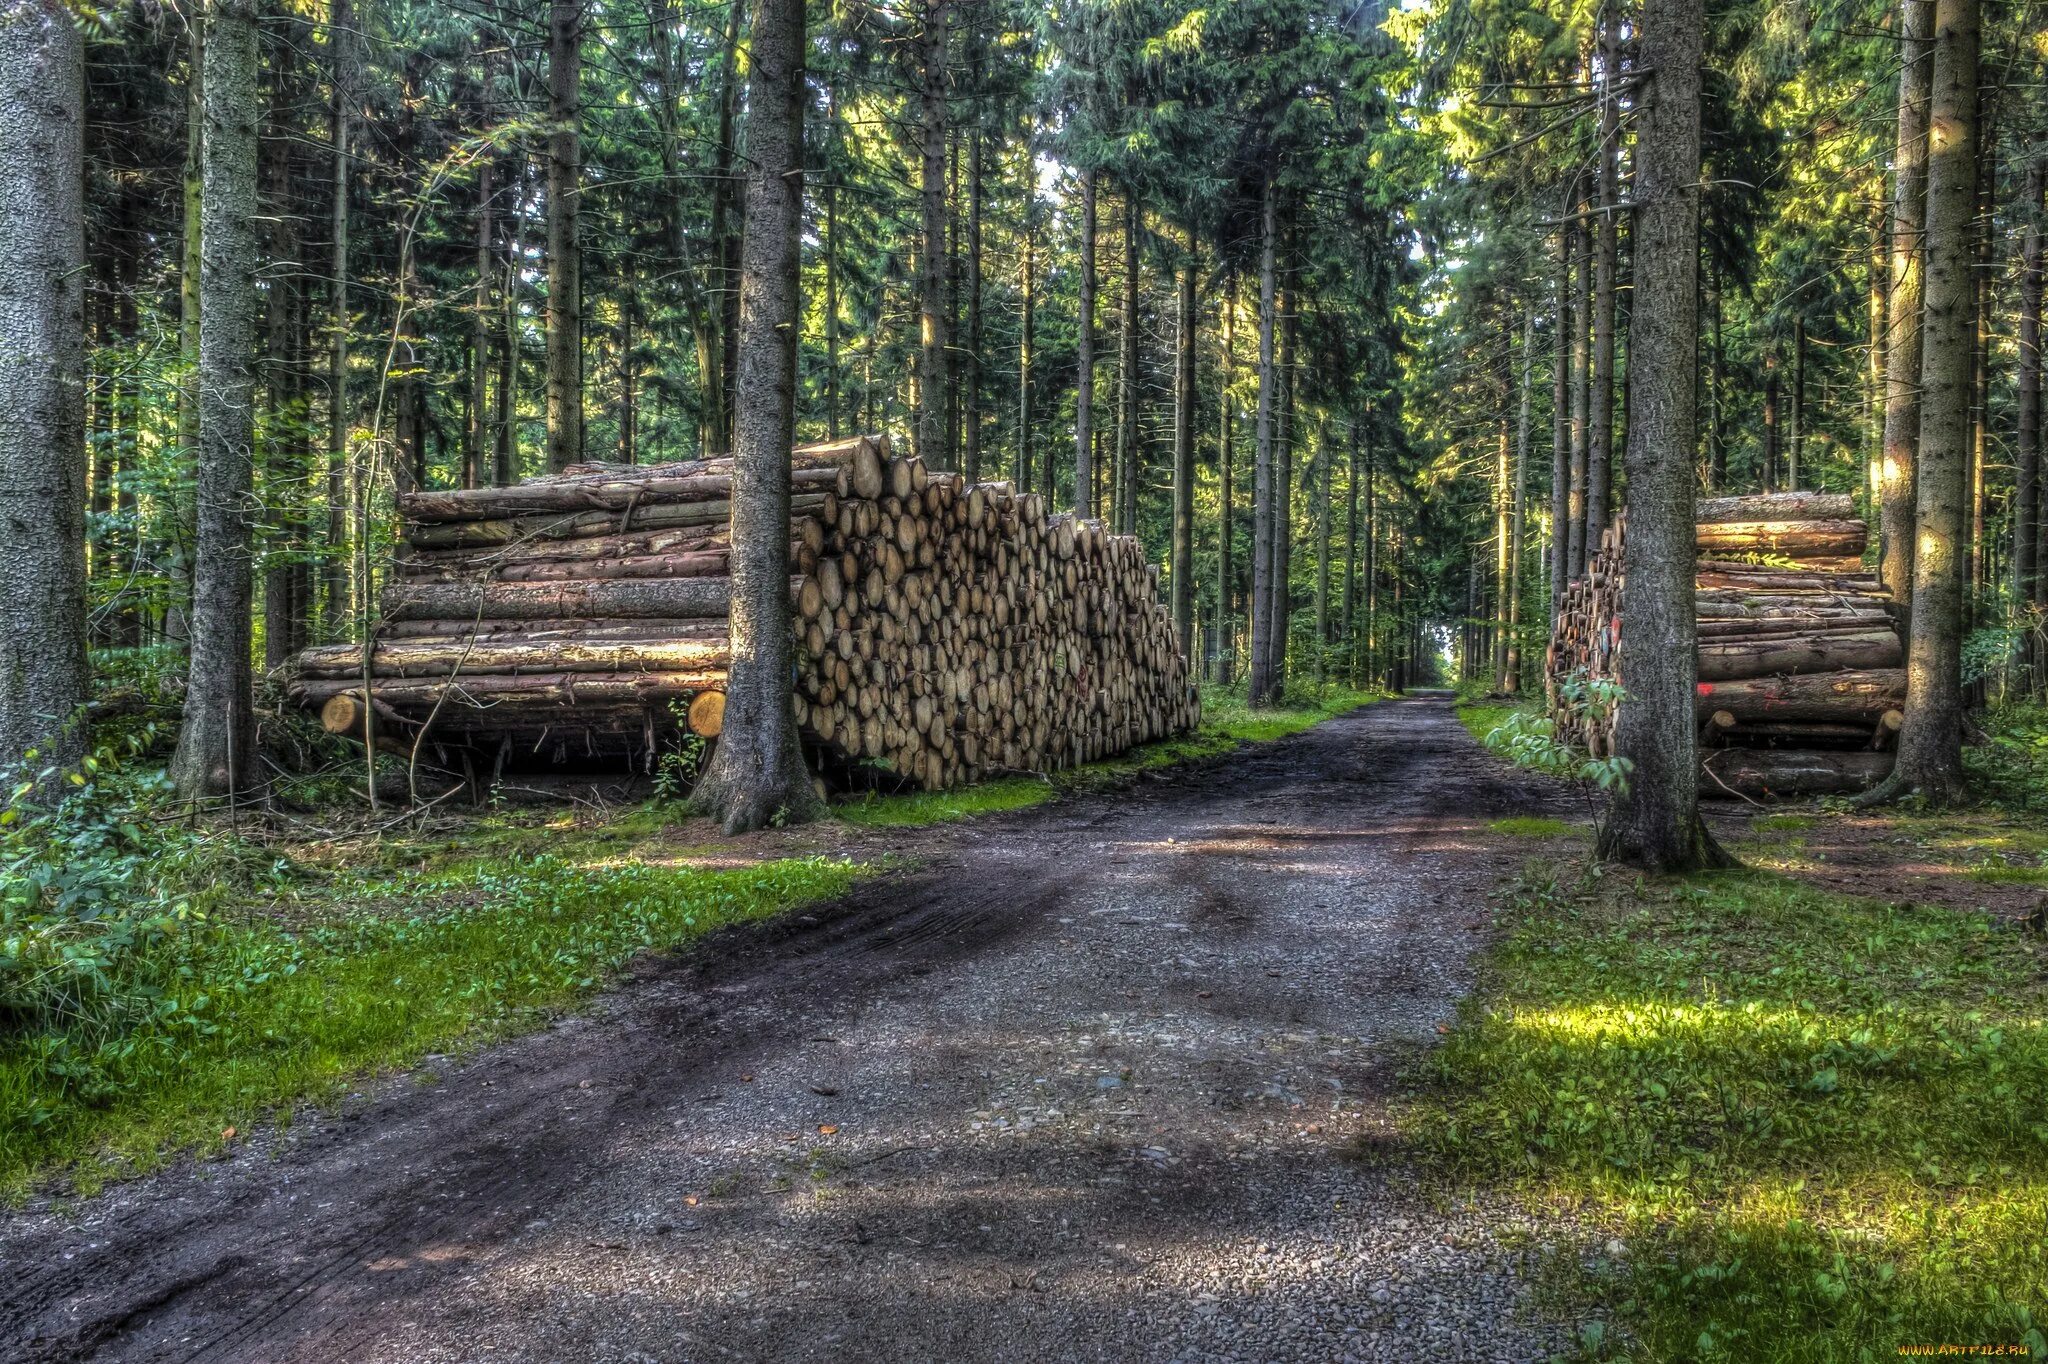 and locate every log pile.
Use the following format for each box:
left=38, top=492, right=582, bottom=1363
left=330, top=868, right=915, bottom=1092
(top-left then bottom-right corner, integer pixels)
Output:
left=287, top=436, right=1199, bottom=791
left=1545, top=490, right=1905, bottom=799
